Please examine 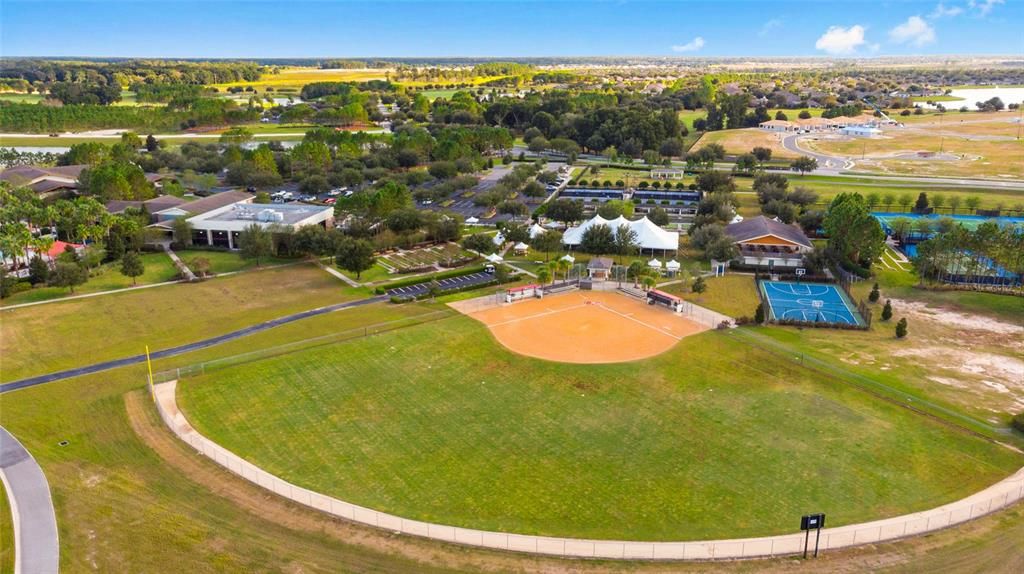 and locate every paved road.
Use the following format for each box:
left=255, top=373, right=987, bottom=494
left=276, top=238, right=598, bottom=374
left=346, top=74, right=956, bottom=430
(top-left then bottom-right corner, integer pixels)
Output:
left=780, top=132, right=853, bottom=172
left=387, top=272, right=495, bottom=299
left=0, top=295, right=386, bottom=394
left=0, top=427, right=59, bottom=574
